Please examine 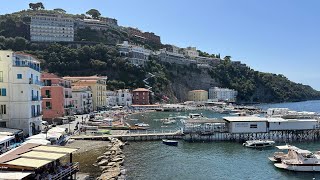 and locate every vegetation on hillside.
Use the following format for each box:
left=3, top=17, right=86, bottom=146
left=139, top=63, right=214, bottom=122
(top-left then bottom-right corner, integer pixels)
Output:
left=209, top=59, right=320, bottom=103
